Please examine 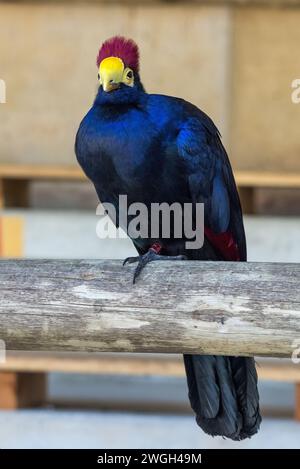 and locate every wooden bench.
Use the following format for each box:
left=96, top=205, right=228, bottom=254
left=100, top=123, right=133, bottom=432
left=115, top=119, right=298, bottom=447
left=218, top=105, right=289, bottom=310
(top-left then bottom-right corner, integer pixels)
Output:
left=0, top=352, right=300, bottom=418
left=0, top=164, right=300, bottom=213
